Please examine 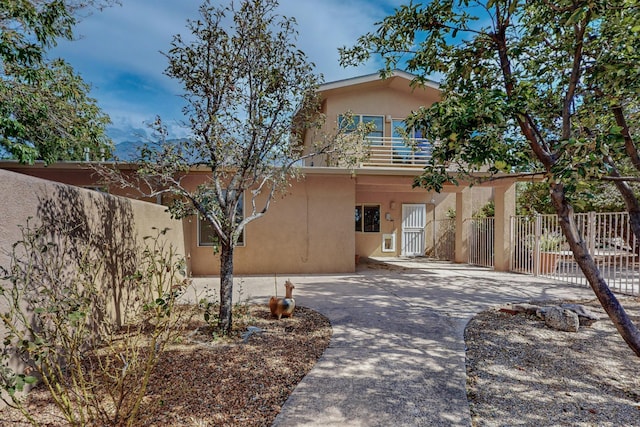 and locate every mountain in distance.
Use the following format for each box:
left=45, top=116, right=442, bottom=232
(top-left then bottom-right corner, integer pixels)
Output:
left=112, top=139, right=146, bottom=161
left=108, top=124, right=194, bottom=161
left=113, top=138, right=193, bottom=162
left=107, top=124, right=151, bottom=145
